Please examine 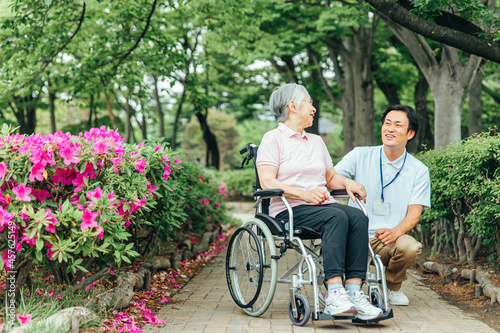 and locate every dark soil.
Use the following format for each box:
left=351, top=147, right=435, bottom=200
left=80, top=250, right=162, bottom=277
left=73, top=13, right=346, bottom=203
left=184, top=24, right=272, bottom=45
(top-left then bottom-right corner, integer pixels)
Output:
left=414, top=254, right=500, bottom=332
